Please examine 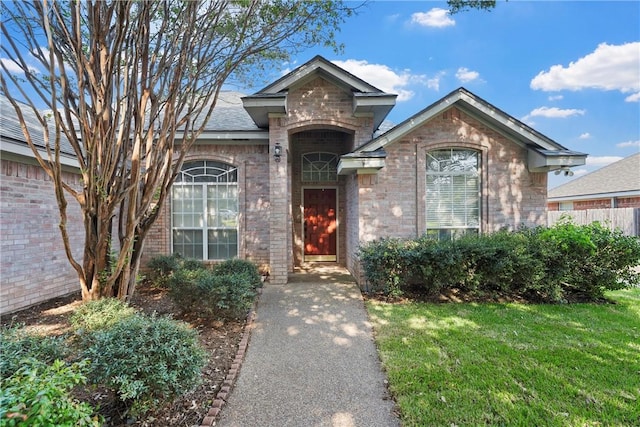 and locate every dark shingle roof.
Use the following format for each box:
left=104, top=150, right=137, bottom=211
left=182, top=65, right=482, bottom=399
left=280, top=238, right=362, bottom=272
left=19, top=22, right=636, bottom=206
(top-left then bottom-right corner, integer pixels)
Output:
left=0, top=95, right=76, bottom=156
left=548, top=152, right=640, bottom=199
left=193, top=91, right=259, bottom=131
